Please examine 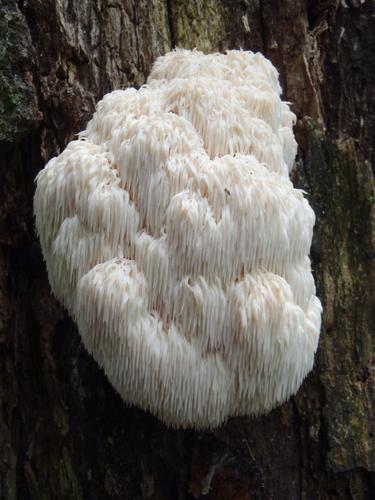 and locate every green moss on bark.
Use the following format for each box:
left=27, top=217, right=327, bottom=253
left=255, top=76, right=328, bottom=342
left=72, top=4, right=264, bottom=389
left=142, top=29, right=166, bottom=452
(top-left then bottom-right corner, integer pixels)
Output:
left=169, top=0, right=228, bottom=52
left=0, top=1, right=40, bottom=142
left=304, top=120, right=375, bottom=472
